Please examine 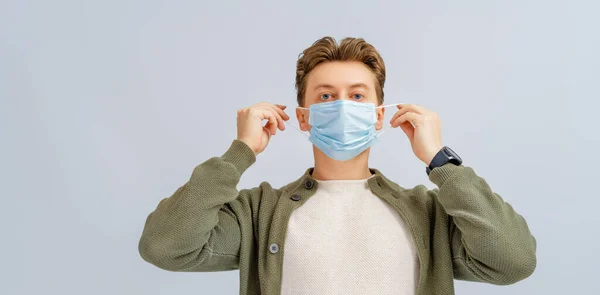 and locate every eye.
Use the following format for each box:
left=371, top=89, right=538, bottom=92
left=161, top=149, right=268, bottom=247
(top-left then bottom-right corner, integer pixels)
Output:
left=320, top=93, right=332, bottom=100
left=352, top=93, right=364, bottom=100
